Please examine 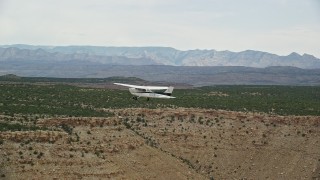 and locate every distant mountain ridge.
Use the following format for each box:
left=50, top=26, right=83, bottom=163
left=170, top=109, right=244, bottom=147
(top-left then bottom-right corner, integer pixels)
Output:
left=1, top=62, right=320, bottom=86
left=1, top=44, right=319, bottom=68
